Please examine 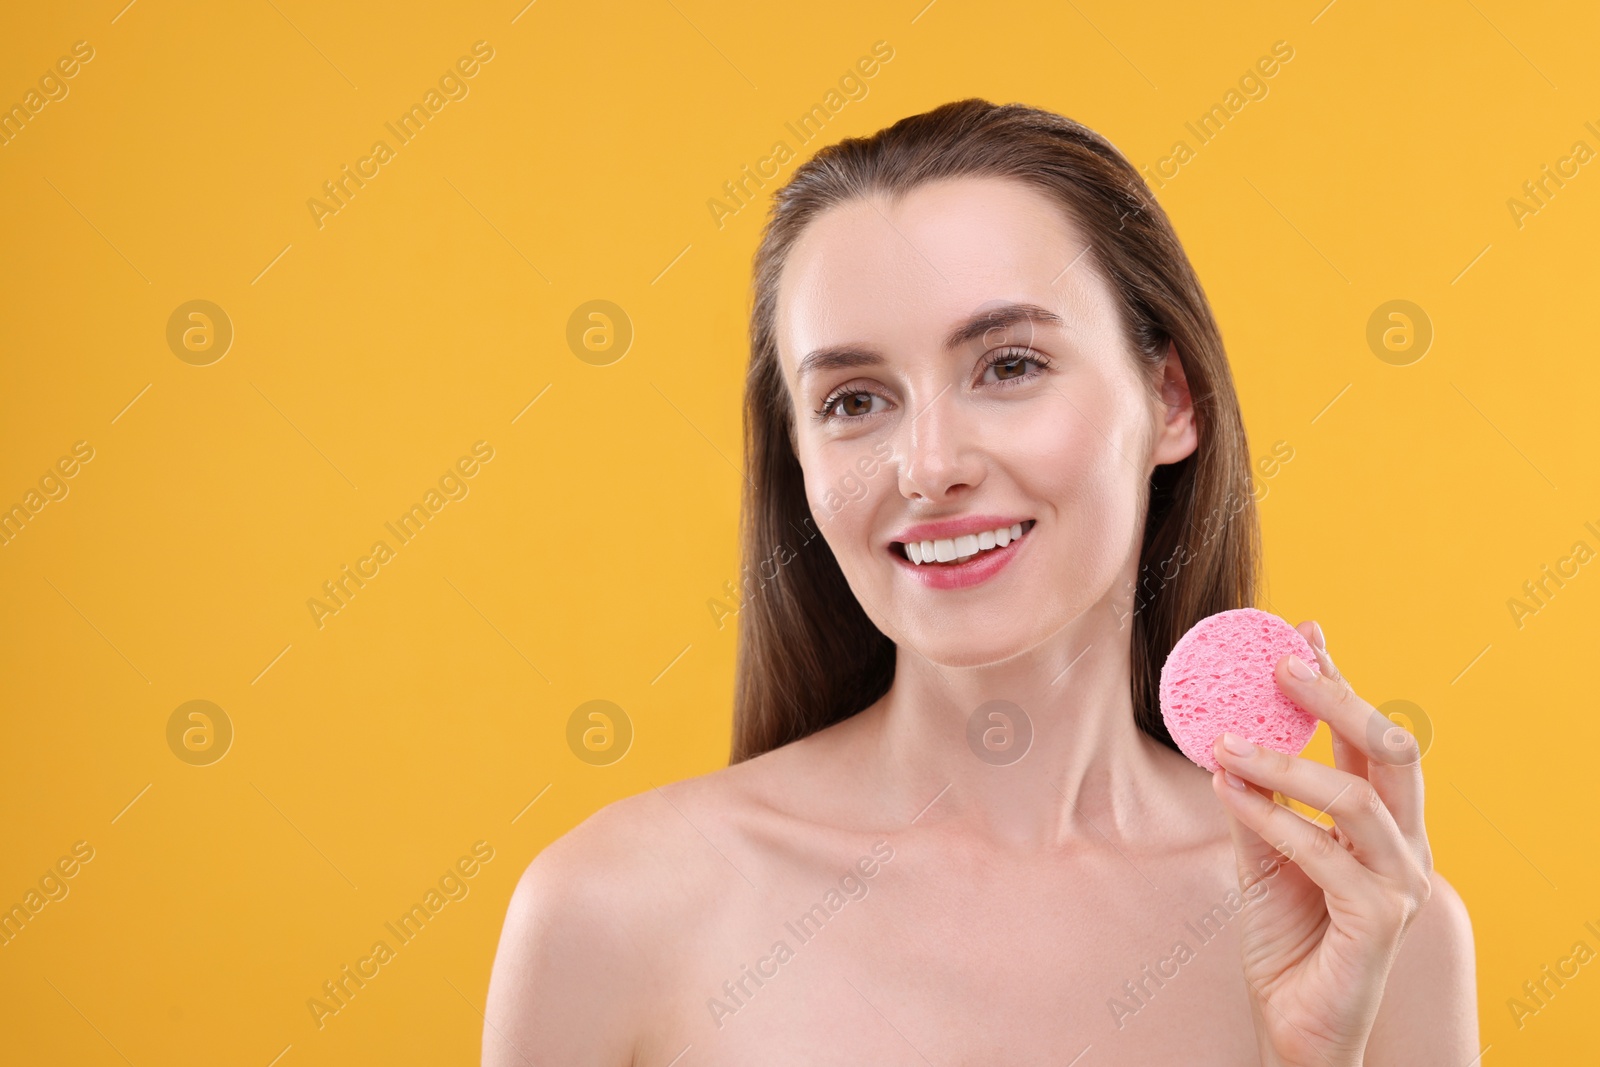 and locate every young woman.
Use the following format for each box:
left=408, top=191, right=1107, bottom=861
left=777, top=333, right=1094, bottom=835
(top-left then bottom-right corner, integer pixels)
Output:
left=483, top=99, right=1478, bottom=1065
